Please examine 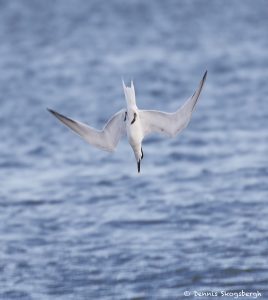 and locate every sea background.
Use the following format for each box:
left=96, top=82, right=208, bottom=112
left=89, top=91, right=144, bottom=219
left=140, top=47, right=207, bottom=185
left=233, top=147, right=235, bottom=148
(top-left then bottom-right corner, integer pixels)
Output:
left=0, top=0, right=267, bottom=299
